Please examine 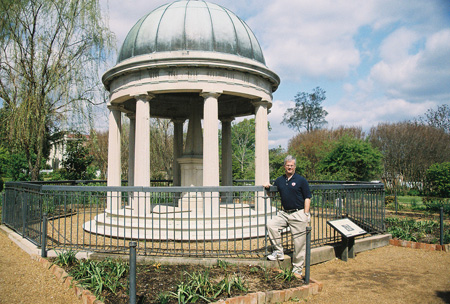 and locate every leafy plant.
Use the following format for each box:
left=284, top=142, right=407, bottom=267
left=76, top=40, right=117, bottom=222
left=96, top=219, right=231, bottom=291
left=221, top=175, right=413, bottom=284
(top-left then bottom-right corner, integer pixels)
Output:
left=275, top=267, right=296, bottom=282
left=156, top=292, right=171, bottom=304
left=217, top=259, right=231, bottom=269
left=68, top=258, right=128, bottom=299
left=422, top=197, right=450, bottom=215
left=425, top=162, right=450, bottom=197
left=385, top=217, right=449, bottom=244
left=169, top=270, right=248, bottom=303
left=54, top=250, right=77, bottom=267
